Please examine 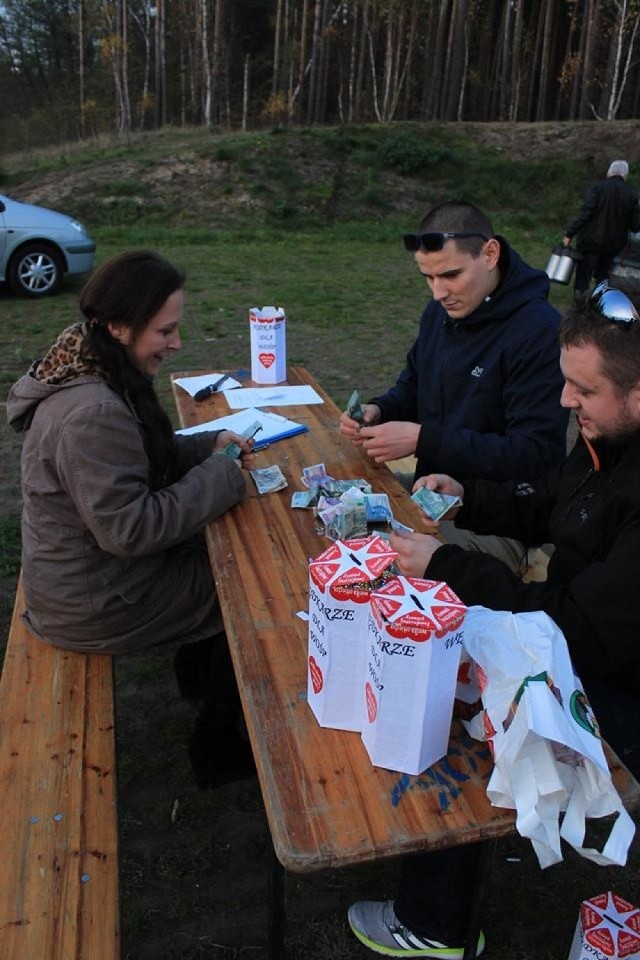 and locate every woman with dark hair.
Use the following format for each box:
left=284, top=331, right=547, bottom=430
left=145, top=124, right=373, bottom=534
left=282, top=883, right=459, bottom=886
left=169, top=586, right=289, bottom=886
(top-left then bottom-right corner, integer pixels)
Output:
left=7, top=249, right=256, bottom=787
